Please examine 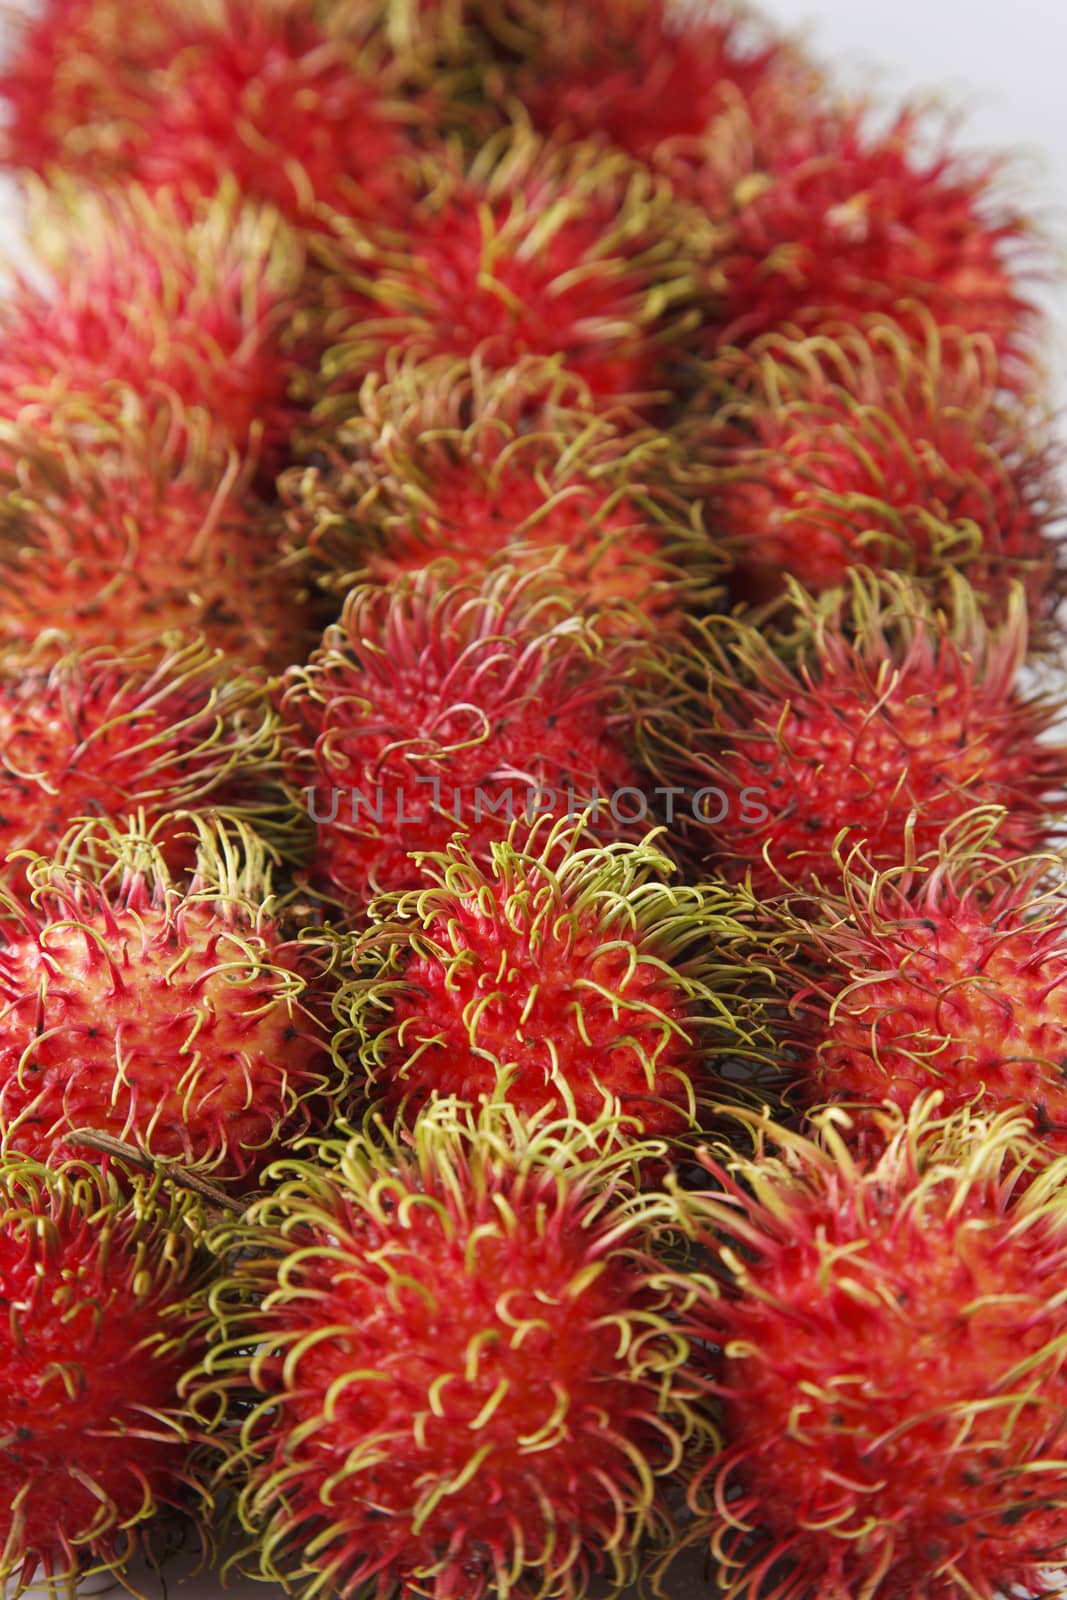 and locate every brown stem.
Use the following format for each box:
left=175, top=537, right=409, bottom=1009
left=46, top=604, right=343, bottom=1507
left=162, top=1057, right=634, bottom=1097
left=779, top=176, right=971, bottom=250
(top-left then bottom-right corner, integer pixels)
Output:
left=66, top=1128, right=246, bottom=1215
